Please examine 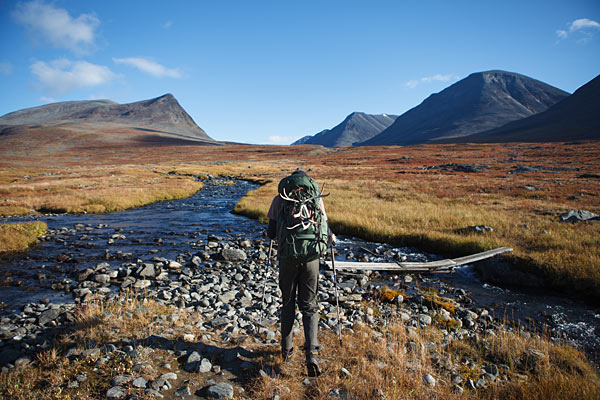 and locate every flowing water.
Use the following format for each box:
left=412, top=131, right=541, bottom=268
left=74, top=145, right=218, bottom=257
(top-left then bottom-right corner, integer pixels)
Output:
left=1, top=180, right=598, bottom=363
